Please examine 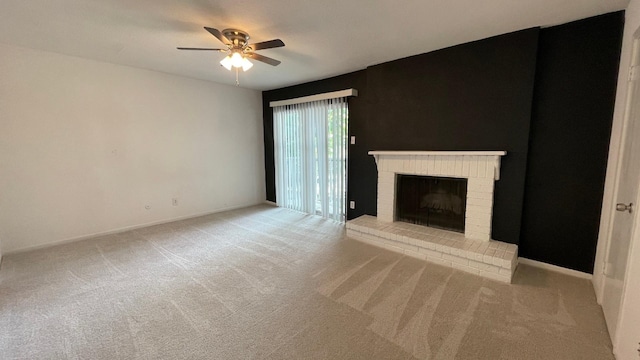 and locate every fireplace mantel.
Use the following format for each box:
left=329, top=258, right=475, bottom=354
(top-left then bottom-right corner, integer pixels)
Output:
left=369, top=150, right=506, bottom=156
left=368, top=150, right=506, bottom=180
